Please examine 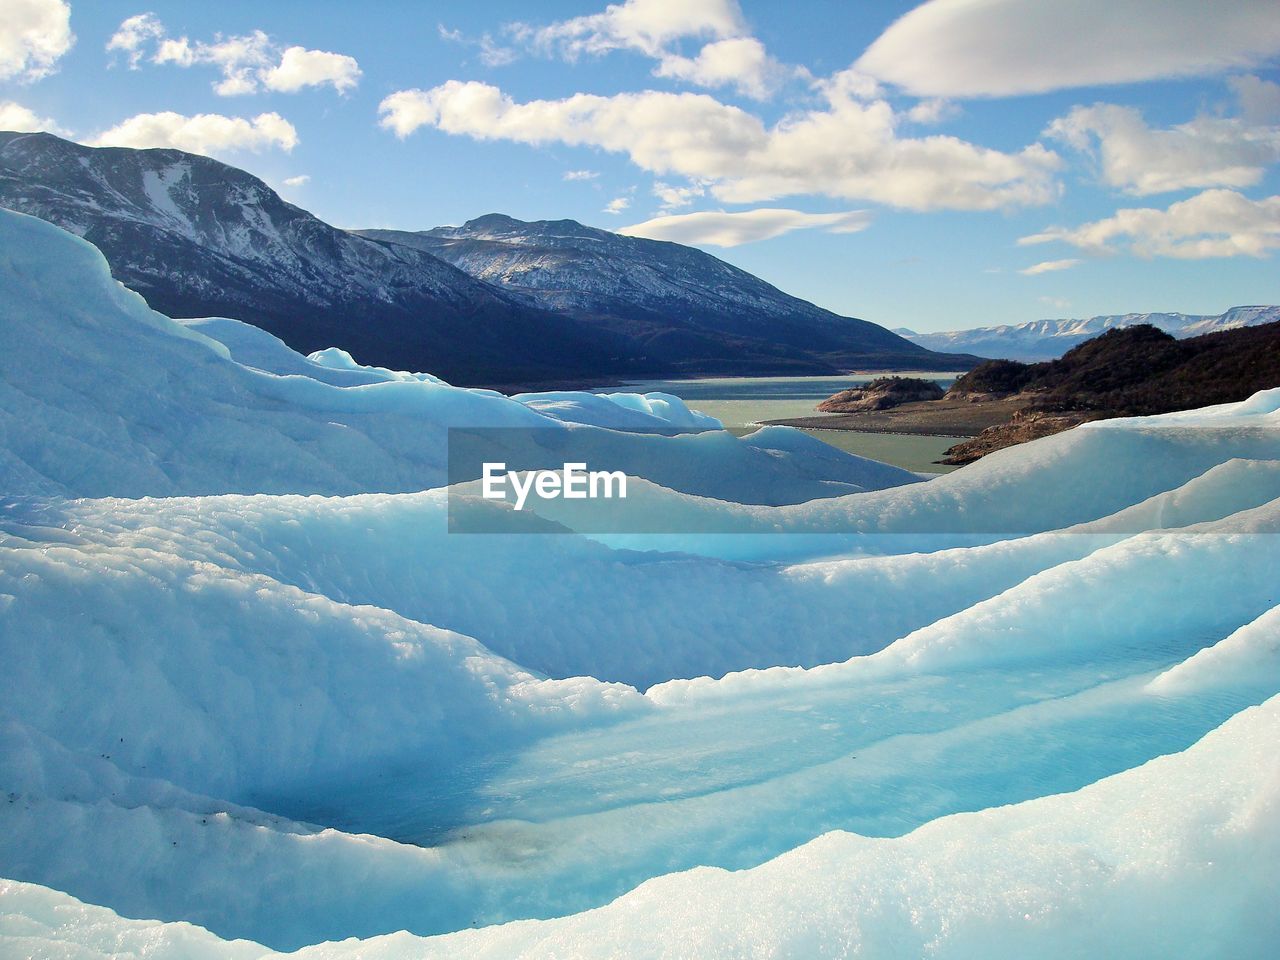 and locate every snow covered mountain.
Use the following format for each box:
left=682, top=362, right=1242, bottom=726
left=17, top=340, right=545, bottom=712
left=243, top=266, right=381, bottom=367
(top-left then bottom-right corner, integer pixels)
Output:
left=359, top=214, right=975, bottom=374
left=898, top=305, right=1280, bottom=362
left=0, top=131, right=642, bottom=385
